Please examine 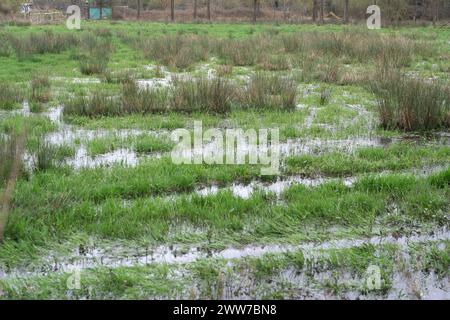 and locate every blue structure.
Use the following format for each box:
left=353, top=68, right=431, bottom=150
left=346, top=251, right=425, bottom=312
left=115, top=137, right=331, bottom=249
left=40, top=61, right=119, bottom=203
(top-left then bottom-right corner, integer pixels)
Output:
left=87, top=0, right=112, bottom=20
left=89, top=8, right=112, bottom=20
